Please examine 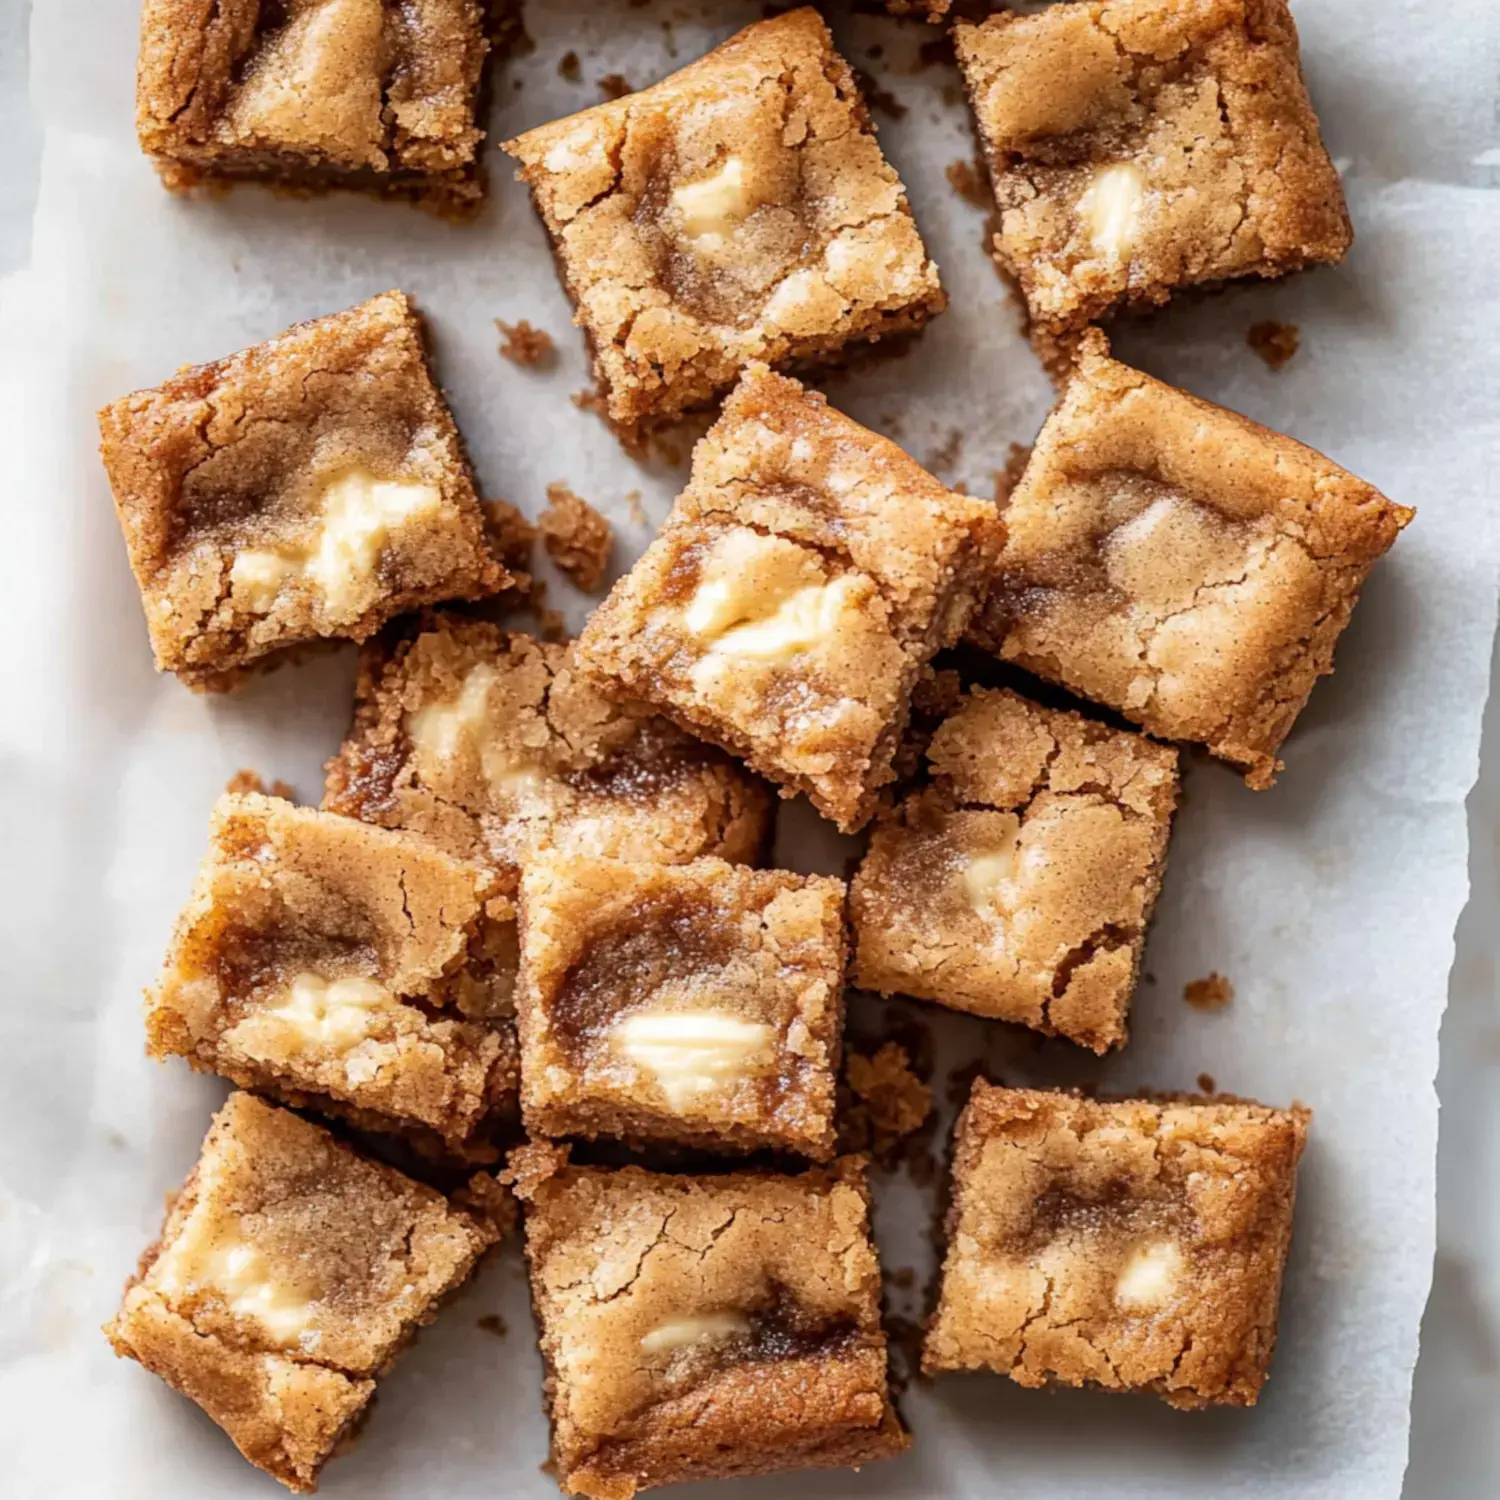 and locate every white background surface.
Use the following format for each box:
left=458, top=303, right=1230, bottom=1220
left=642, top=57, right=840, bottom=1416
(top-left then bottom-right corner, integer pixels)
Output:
left=1, top=2, right=1498, bottom=1496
